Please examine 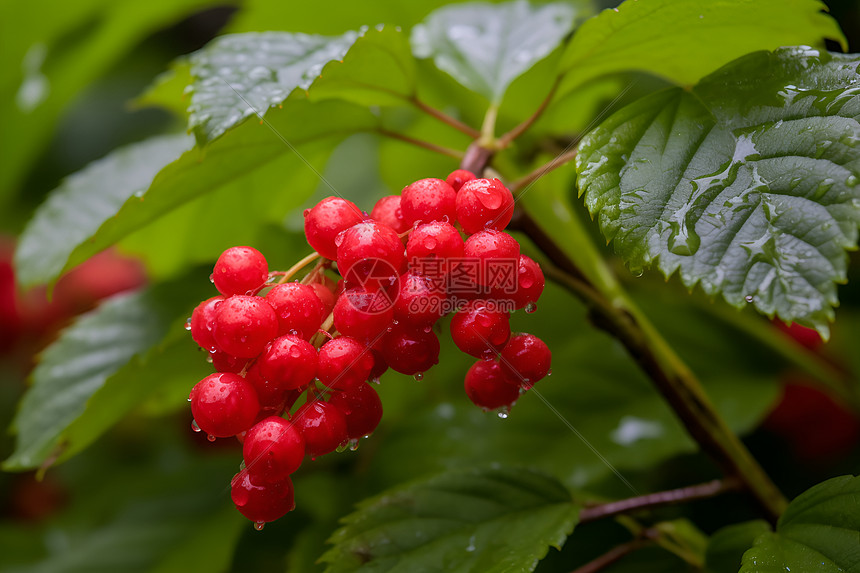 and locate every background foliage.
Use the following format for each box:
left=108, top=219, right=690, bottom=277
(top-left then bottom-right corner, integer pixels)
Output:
left=2, top=1, right=860, bottom=572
